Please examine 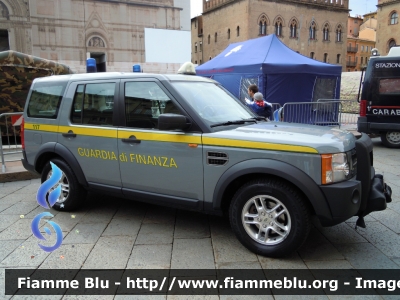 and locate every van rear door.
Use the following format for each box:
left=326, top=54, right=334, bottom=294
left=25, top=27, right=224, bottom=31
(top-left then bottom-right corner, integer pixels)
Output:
left=363, top=60, right=400, bottom=123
